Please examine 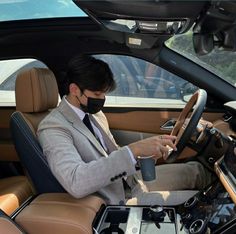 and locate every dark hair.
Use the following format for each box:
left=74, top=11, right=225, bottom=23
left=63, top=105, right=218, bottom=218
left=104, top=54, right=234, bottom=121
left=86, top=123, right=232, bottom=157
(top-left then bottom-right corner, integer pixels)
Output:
left=66, top=55, right=115, bottom=94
